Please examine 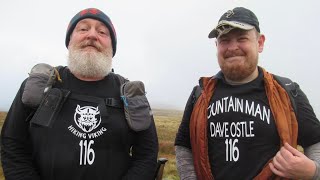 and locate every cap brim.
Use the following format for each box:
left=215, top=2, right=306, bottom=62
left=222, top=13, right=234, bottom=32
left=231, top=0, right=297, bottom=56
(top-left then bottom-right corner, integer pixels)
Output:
left=208, top=20, right=255, bottom=38
left=208, top=29, right=219, bottom=39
